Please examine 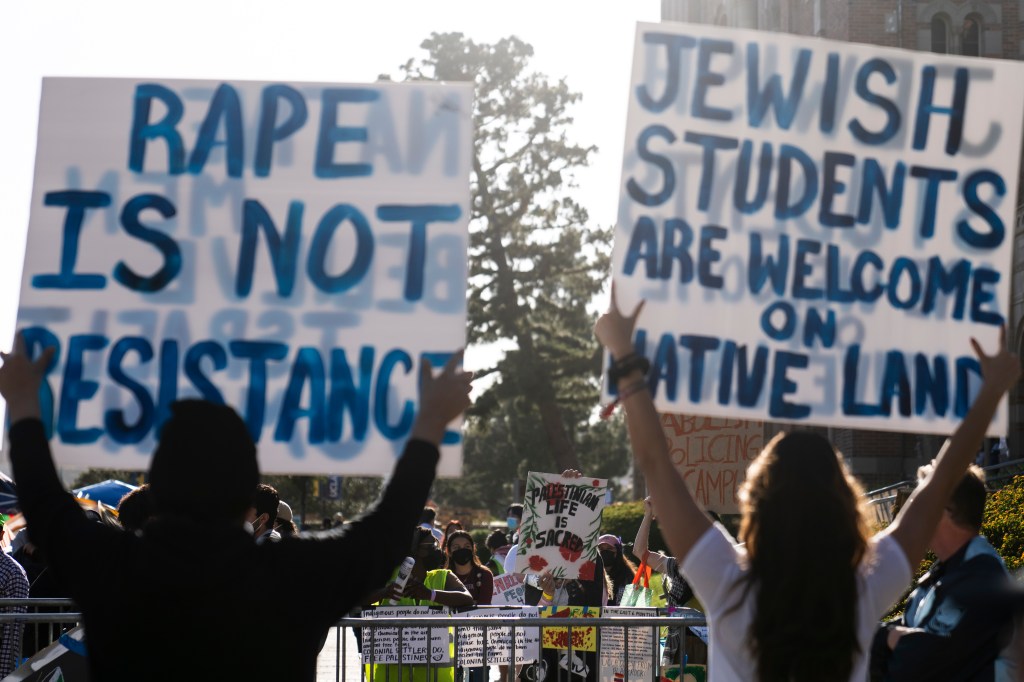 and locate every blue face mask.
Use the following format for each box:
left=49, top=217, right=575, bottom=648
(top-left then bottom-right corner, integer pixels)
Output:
left=507, top=517, right=518, bottom=530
